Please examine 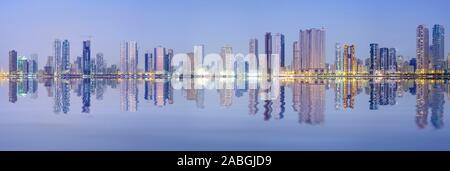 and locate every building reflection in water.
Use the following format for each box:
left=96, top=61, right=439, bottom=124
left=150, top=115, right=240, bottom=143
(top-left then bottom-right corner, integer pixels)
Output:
left=4, top=78, right=447, bottom=129
left=120, top=79, right=138, bottom=112
left=292, top=79, right=325, bottom=125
